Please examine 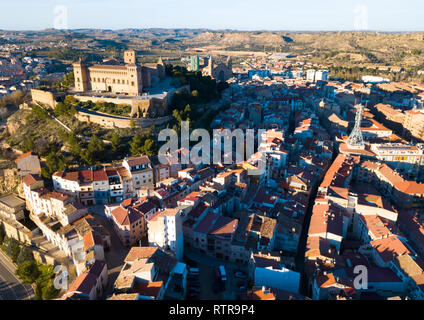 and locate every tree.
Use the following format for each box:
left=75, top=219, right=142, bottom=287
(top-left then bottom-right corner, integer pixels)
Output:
left=129, top=119, right=136, bottom=129
left=41, top=281, right=60, bottom=300
left=130, top=134, right=145, bottom=156
left=54, top=101, right=76, bottom=117
left=82, top=135, right=106, bottom=165
left=22, top=136, right=35, bottom=153
left=15, top=260, right=39, bottom=285
left=42, top=151, right=66, bottom=178
left=33, top=264, right=58, bottom=300
left=31, top=104, right=49, bottom=120
left=5, top=237, right=20, bottom=263
left=0, top=224, right=5, bottom=245
left=141, top=139, right=158, bottom=156
left=111, top=132, right=122, bottom=152
left=67, top=133, right=81, bottom=158
left=16, top=246, right=35, bottom=266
